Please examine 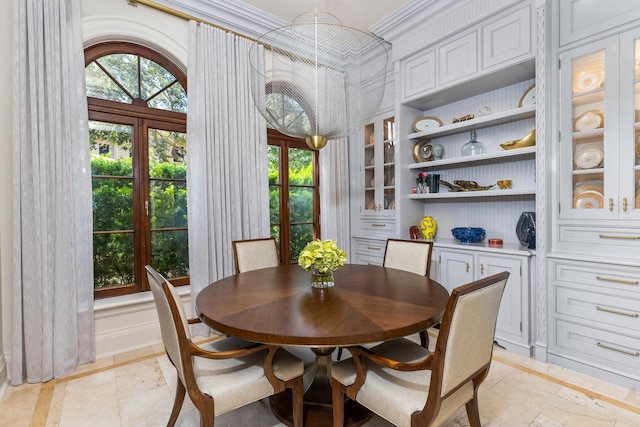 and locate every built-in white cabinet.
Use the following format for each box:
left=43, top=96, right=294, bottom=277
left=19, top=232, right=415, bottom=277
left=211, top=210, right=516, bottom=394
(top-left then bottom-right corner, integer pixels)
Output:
left=363, top=114, right=396, bottom=215
left=549, top=2, right=640, bottom=389
left=350, top=113, right=397, bottom=265
left=437, top=245, right=533, bottom=356
left=401, top=4, right=533, bottom=105
left=548, top=257, right=640, bottom=388
left=554, top=27, right=640, bottom=258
